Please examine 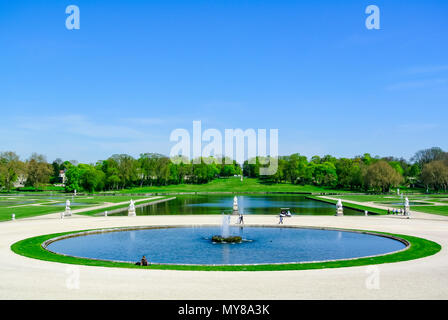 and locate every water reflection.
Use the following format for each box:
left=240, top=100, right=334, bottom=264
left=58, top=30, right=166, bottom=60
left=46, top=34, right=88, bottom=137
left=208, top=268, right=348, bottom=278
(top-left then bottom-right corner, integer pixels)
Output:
left=119, top=194, right=363, bottom=216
